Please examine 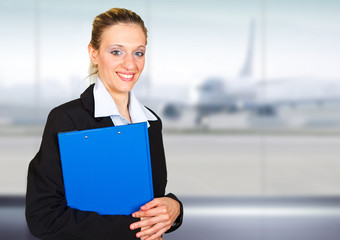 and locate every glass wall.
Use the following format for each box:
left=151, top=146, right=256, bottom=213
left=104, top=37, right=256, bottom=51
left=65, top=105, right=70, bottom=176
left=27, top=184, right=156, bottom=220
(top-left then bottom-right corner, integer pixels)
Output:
left=0, top=0, right=340, bottom=197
